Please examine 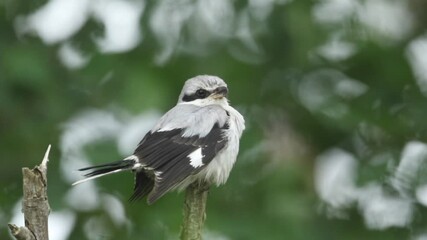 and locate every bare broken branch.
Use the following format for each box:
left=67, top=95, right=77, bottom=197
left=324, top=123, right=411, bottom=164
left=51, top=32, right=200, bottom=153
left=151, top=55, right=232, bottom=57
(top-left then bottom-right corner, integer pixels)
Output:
left=8, top=145, right=51, bottom=240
